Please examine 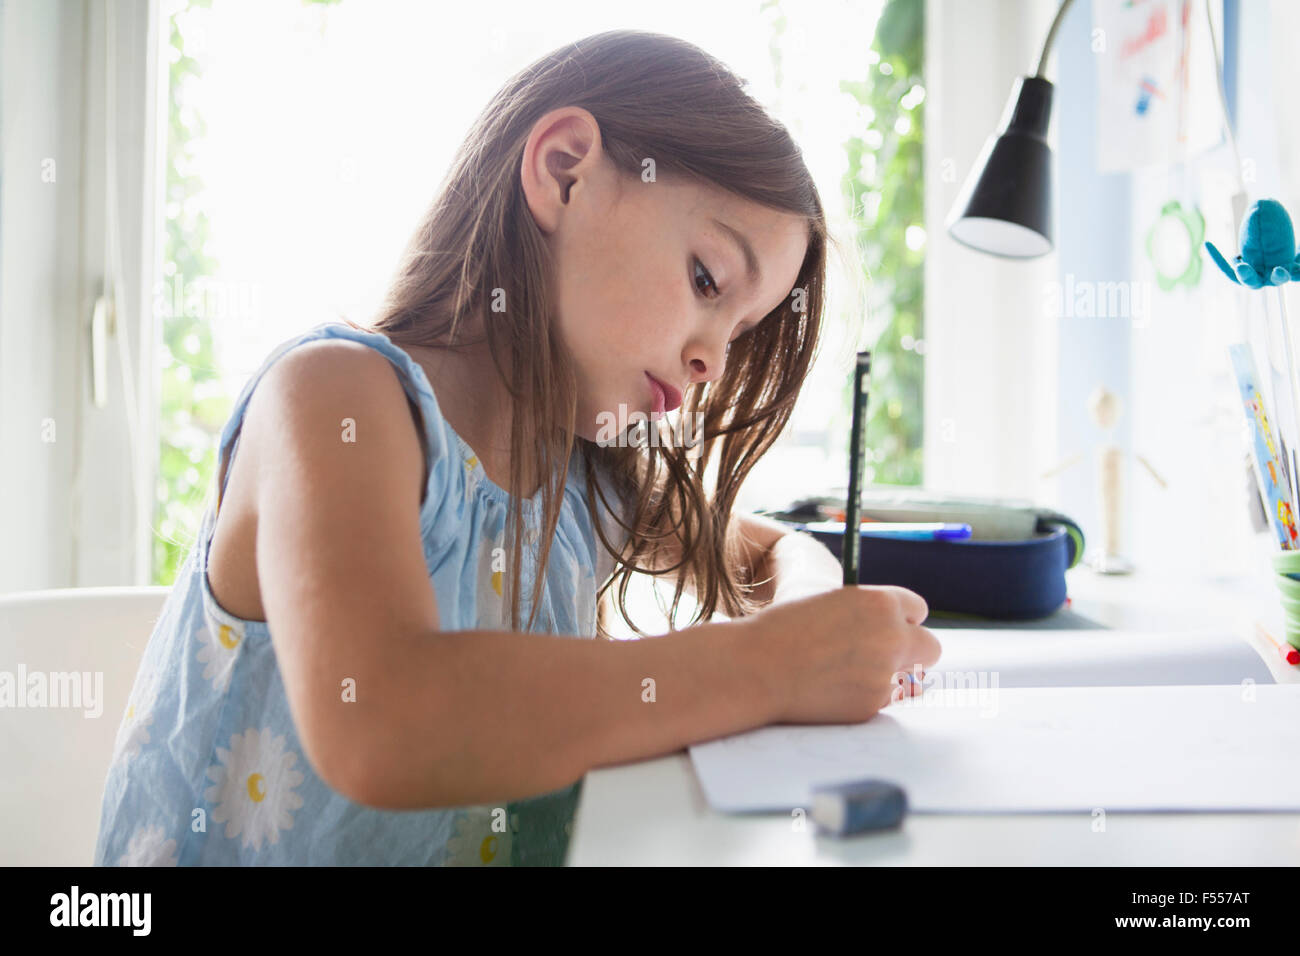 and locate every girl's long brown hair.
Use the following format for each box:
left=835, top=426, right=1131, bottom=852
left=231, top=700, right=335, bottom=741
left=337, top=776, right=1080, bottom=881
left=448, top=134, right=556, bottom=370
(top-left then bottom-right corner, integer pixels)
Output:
left=362, top=29, right=828, bottom=637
